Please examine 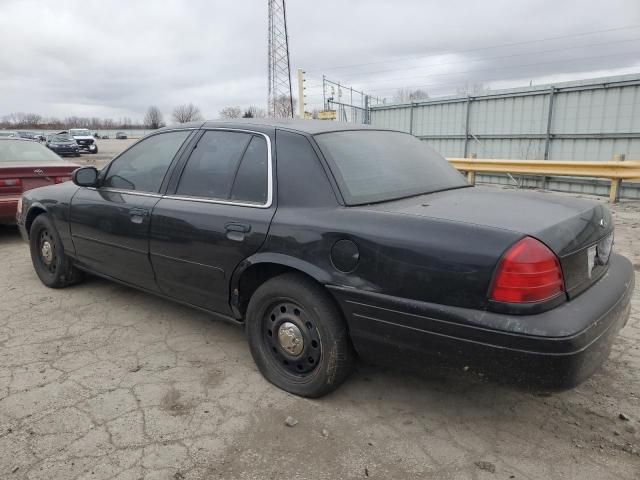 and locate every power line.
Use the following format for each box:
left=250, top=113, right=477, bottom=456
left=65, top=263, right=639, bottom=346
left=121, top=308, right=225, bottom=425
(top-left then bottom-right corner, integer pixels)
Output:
left=348, top=52, right=640, bottom=93
left=323, top=37, right=640, bottom=81
left=352, top=62, right=637, bottom=97
left=306, top=24, right=640, bottom=73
